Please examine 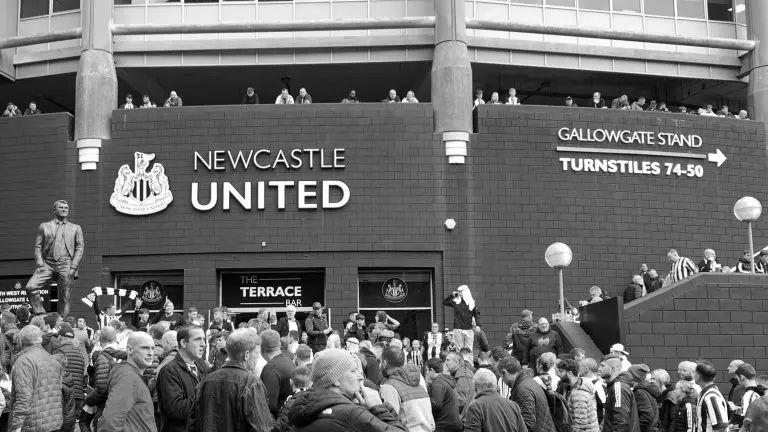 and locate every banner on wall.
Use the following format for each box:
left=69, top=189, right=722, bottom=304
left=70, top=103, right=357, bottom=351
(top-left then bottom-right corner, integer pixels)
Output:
left=0, top=277, right=55, bottom=310
left=220, top=271, right=324, bottom=310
